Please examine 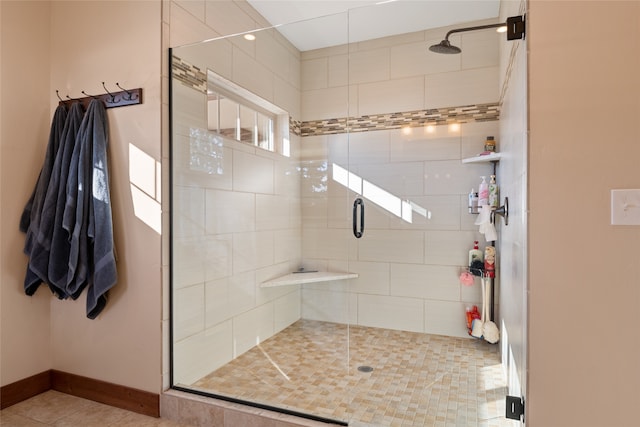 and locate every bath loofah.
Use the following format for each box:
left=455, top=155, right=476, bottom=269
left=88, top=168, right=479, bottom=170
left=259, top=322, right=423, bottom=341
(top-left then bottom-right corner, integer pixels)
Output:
left=459, top=271, right=475, bottom=286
